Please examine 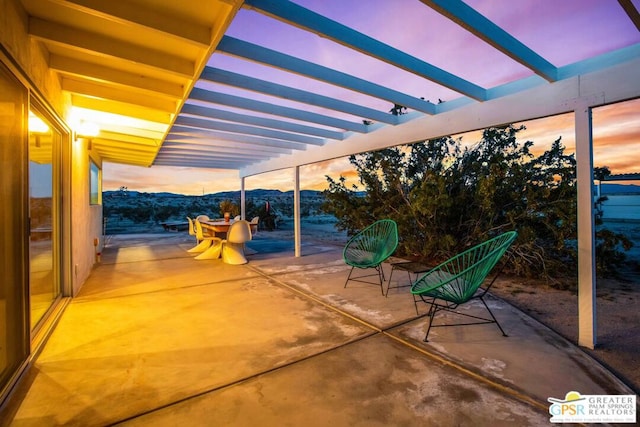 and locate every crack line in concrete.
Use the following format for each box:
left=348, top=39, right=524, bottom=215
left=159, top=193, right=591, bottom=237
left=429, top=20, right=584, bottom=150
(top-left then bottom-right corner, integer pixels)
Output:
left=249, top=263, right=549, bottom=413
left=111, top=332, right=379, bottom=425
